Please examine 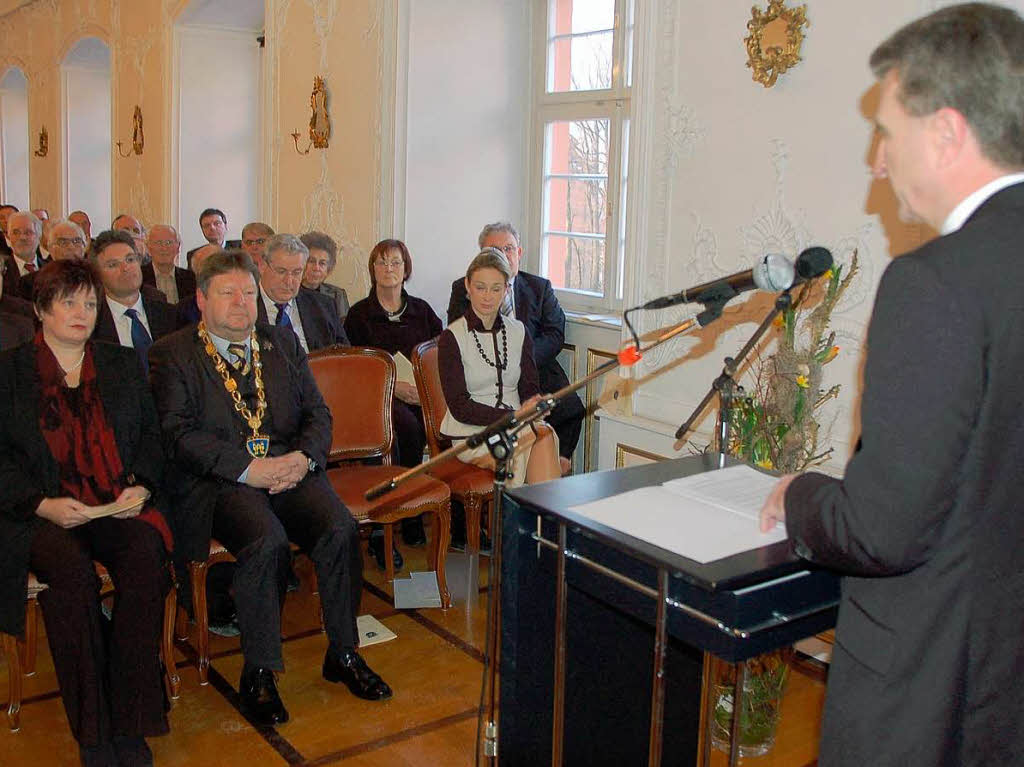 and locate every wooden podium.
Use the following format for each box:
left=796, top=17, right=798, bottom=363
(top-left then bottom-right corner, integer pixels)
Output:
left=498, top=454, right=839, bottom=766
